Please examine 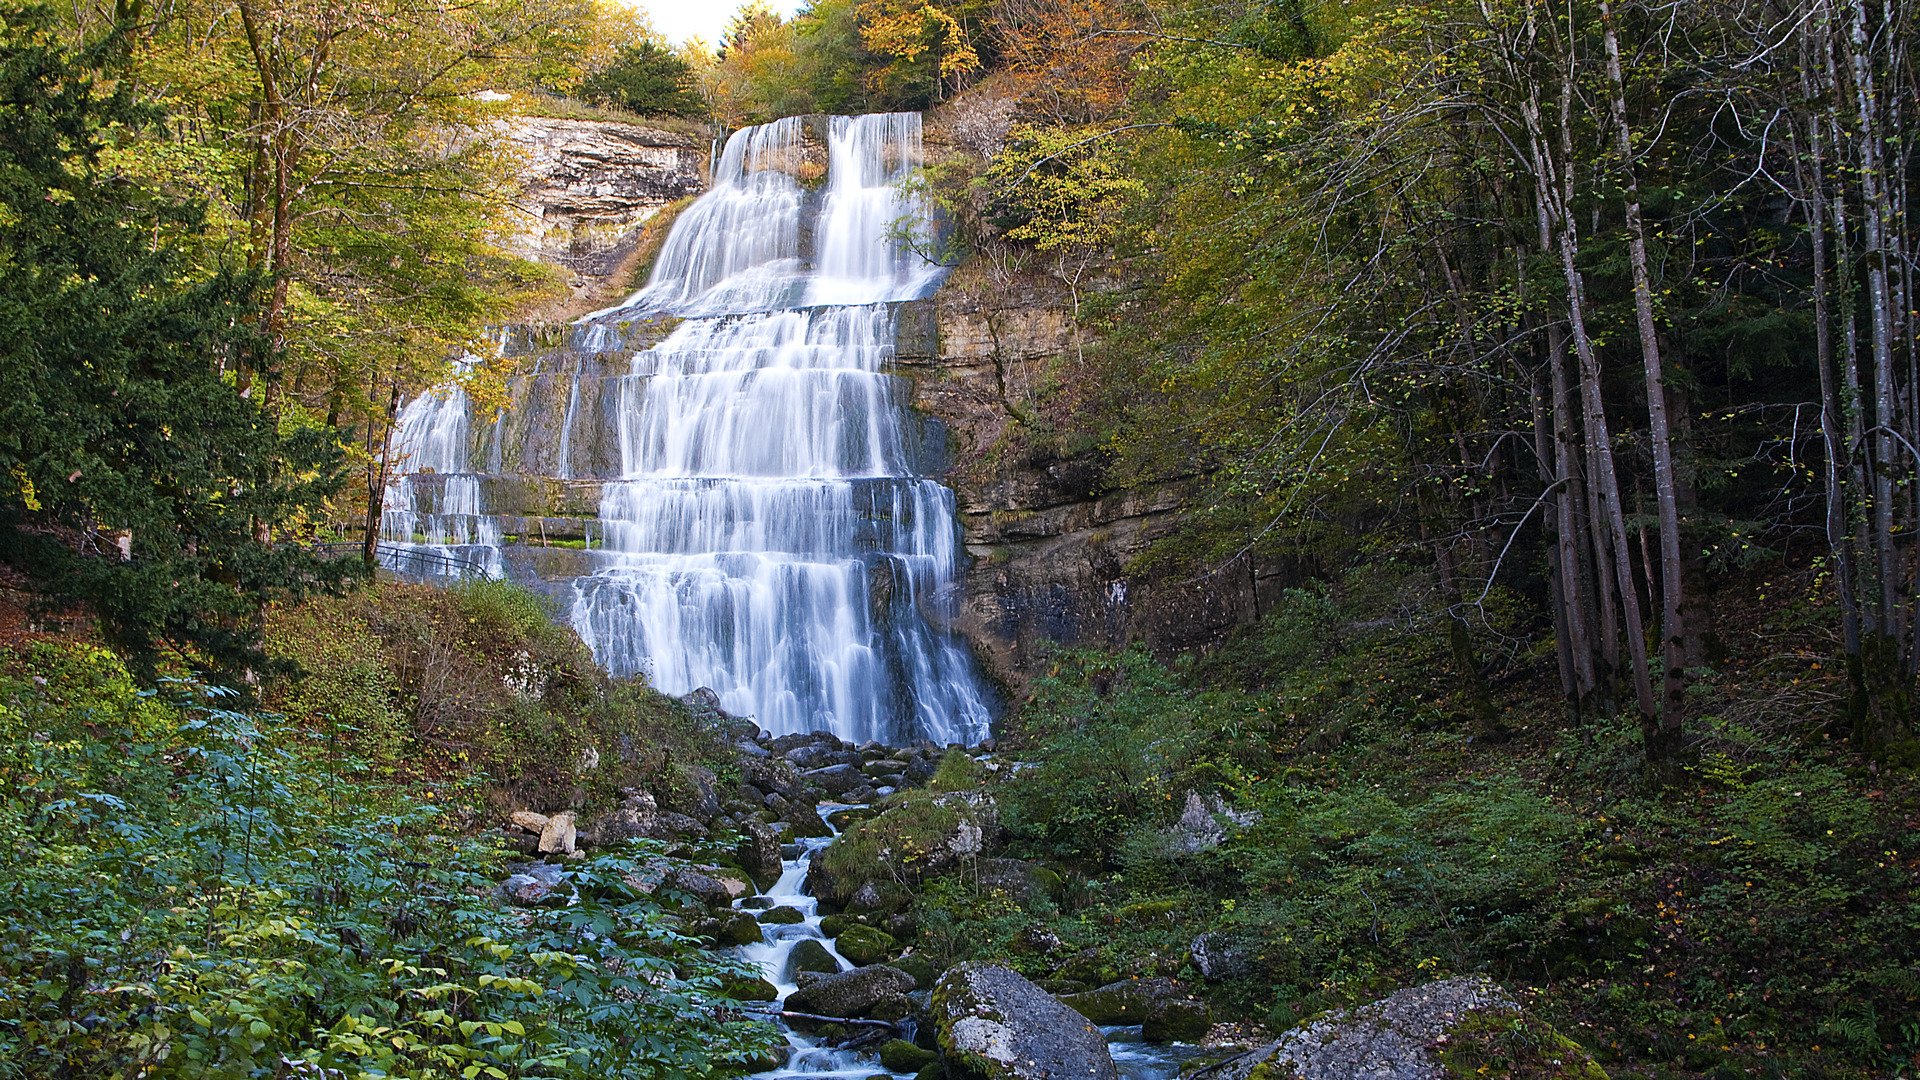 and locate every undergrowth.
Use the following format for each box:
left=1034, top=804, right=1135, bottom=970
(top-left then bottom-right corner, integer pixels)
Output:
left=0, top=640, right=779, bottom=1078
